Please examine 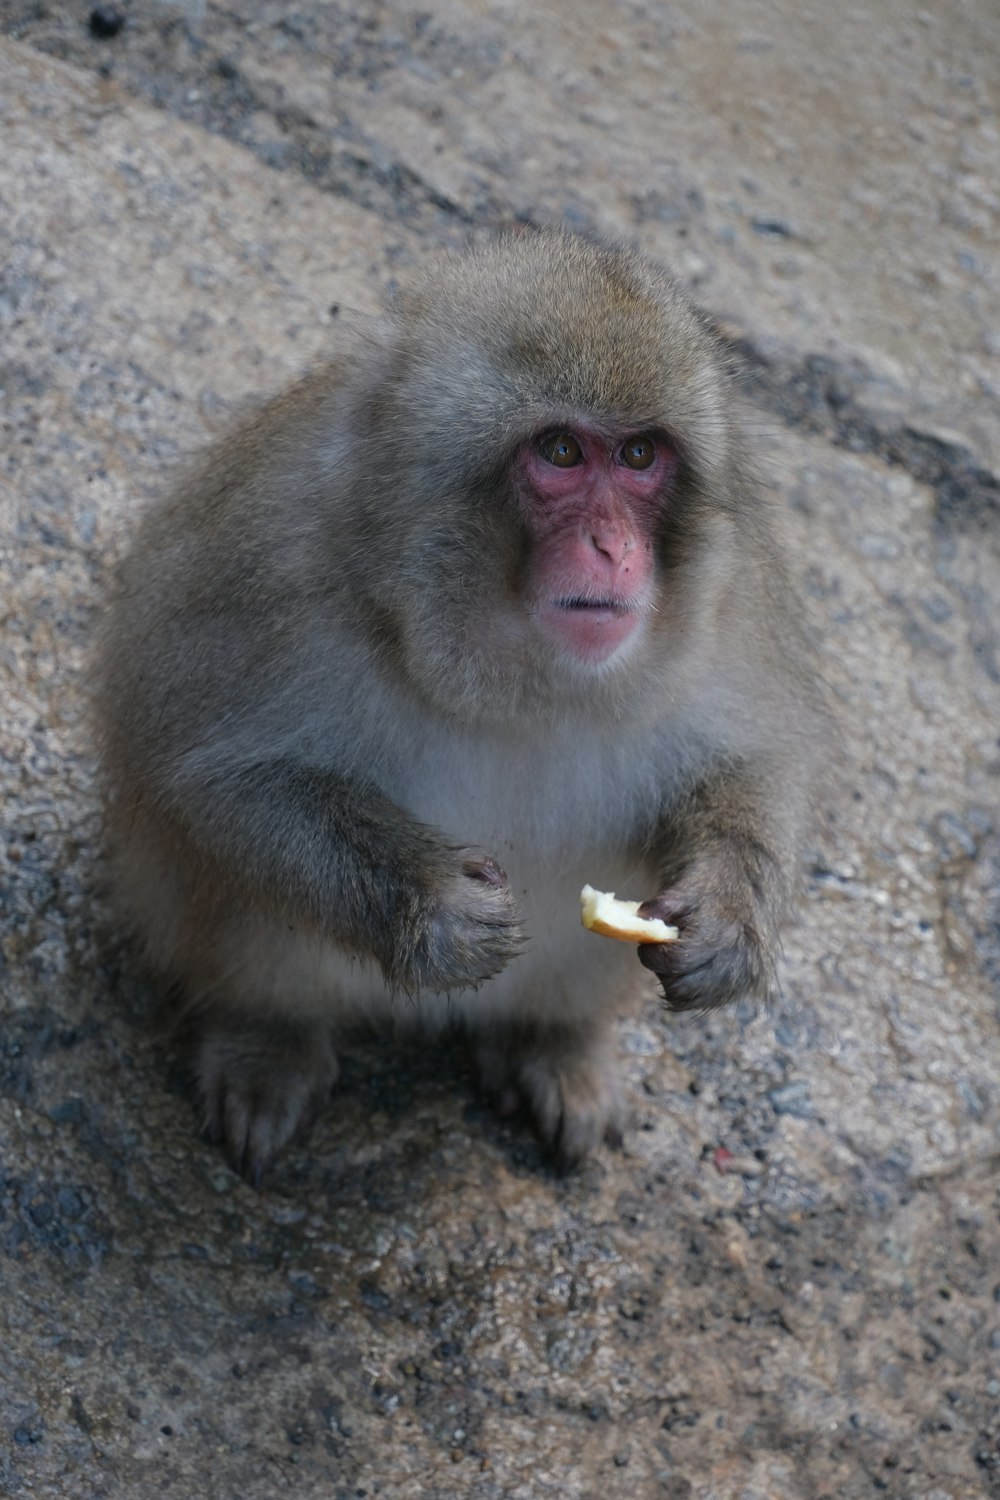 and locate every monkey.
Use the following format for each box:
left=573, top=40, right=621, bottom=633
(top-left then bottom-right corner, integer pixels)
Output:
left=94, top=229, right=822, bottom=1184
